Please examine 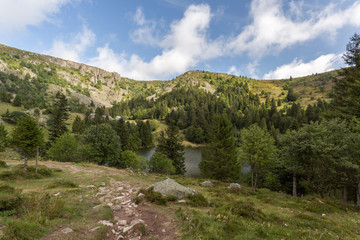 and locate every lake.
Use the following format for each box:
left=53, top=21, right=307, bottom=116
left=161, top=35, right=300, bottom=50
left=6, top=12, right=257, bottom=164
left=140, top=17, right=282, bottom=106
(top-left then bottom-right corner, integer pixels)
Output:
left=137, top=147, right=202, bottom=177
